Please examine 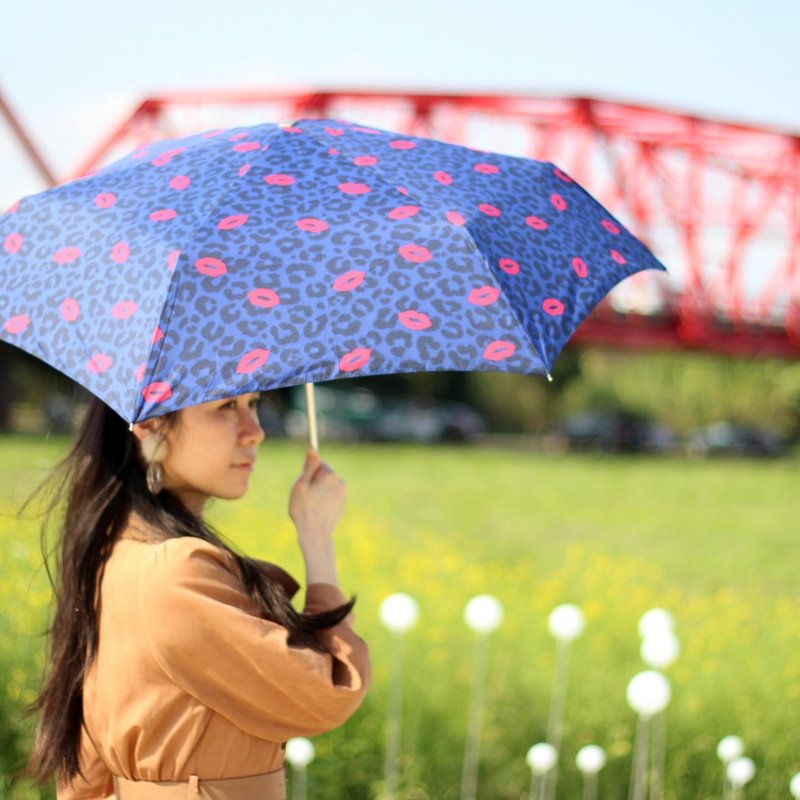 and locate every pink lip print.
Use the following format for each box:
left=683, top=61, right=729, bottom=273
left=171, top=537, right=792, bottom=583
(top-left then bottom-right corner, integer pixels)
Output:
left=264, top=173, right=296, bottom=185
left=295, top=218, right=329, bottom=233
left=390, top=140, right=416, bottom=150
left=474, top=163, right=500, bottom=174
left=398, top=310, right=432, bottom=331
left=247, top=288, right=281, bottom=308
left=111, top=242, right=130, bottom=264
left=142, top=381, right=172, bottom=403
left=468, top=285, right=501, bottom=306
left=134, top=363, right=147, bottom=383
left=338, top=182, right=371, bottom=195
left=218, top=214, right=249, bottom=230
left=170, top=175, right=191, bottom=190
left=111, top=301, right=138, bottom=320
left=479, top=203, right=501, bottom=217
left=551, top=194, right=567, bottom=211
left=87, top=353, right=112, bottom=374
left=230, top=132, right=250, bottom=141
left=53, top=246, right=81, bottom=264
left=610, top=249, right=627, bottom=264
left=94, top=192, right=117, bottom=209
left=572, top=257, right=588, bottom=278
left=4, top=314, right=30, bottom=335
left=195, top=257, right=228, bottom=277
left=238, top=164, right=251, bottom=177
left=167, top=250, right=181, bottom=271
left=339, top=348, right=371, bottom=372
left=60, top=298, right=80, bottom=322
left=483, top=340, right=516, bottom=361
left=398, top=244, right=433, bottom=263
left=525, top=216, right=549, bottom=231
left=353, top=155, right=378, bottom=166
left=328, top=148, right=340, bottom=156
left=232, top=141, right=261, bottom=152
left=351, top=126, right=380, bottom=135
left=602, top=219, right=621, bottom=235
left=553, top=167, right=573, bottom=183
left=149, top=208, right=177, bottom=222
left=572, top=258, right=589, bottom=278
left=324, top=127, right=344, bottom=136
left=332, top=271, right=365, bottom=292
left=542, top=298, right=565, bottom=316
left=388, top=205, right=420, bottom=220
left=151, top=326, right=165, bottom=344
left=396, top=186, right=410, bottom=196
left=4, top=233, right=22, bottom=254
left=499, top=257, right=520, bottom=275
left=236, top=348, right=271, bottom=375
left=203, top=129, right=224, bottom=139
left=280, top=126, right=303, bottom=134
left=434, top=171, right=453, bottom=186
left=6, top=200, right=20, bottom=213
left=110, top=300, right=136, bottom=320
left=446, top=210, right=466, bottom=226
left=151, top=147, right=185, bottom=167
